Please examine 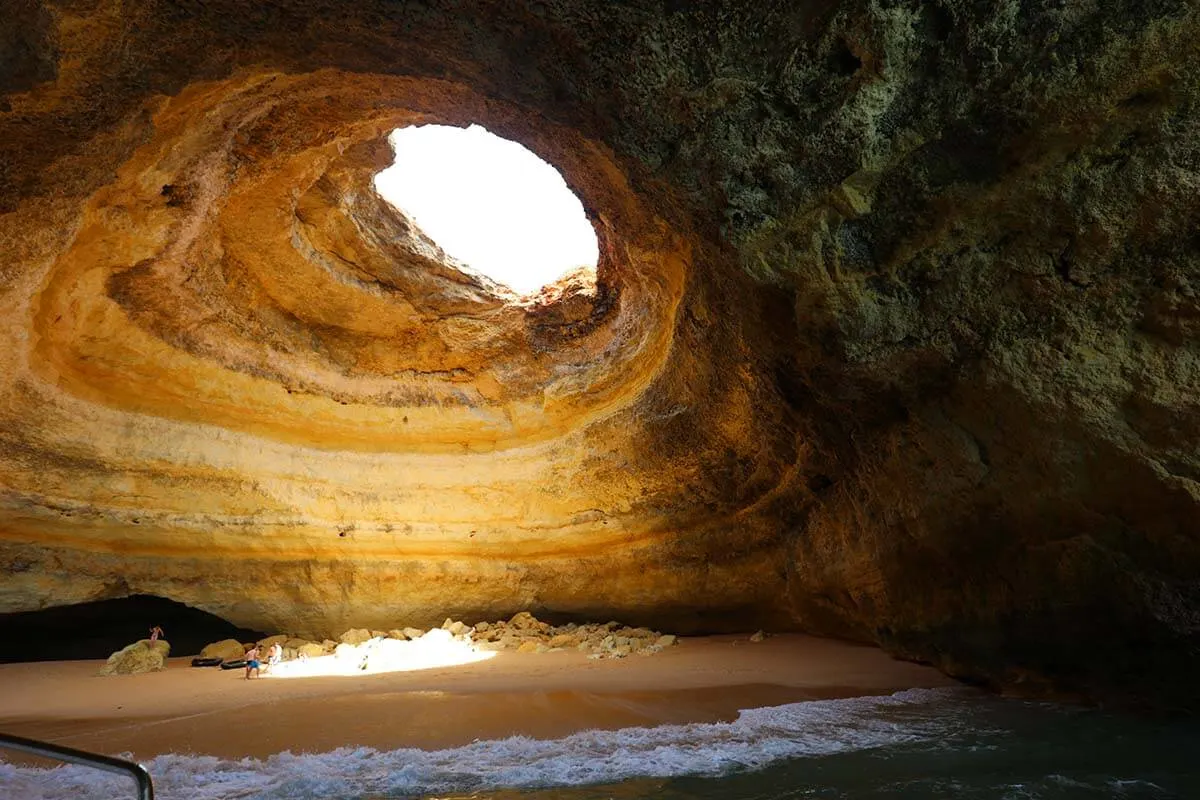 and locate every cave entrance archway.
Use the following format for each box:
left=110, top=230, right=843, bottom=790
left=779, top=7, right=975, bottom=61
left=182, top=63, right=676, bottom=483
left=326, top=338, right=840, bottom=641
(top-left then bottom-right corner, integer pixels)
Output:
left=374, top=124, right=599, bottom=296
left=0, top=595, right=267, bottom=662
